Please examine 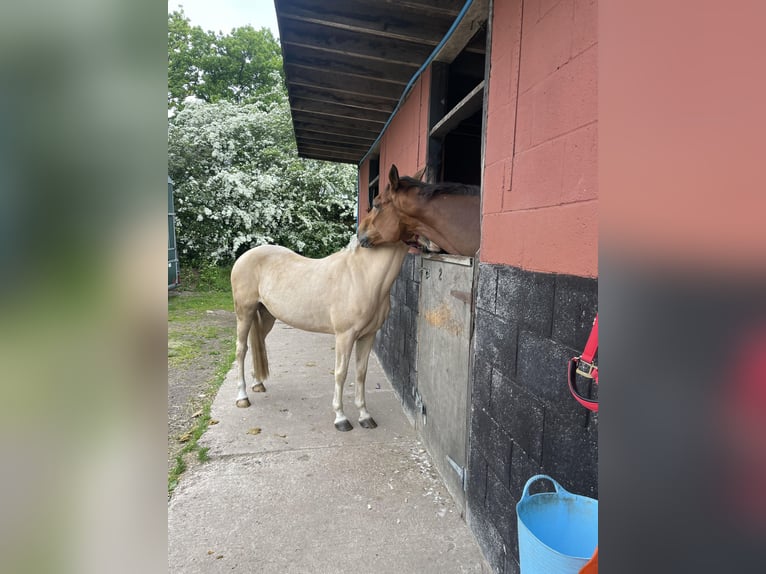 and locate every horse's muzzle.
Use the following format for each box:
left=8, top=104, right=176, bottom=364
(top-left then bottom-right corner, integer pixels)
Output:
left=357, top=234, right=372, bottom=248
